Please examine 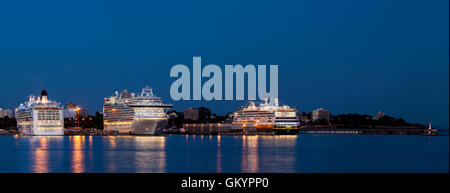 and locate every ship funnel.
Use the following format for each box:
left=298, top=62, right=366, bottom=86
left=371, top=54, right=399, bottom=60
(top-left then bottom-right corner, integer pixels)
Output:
left=264, top=97, right=269, bottom=104
left=40, top=89, right=48, bottom=104
left=40, top=89, right=48, bottom=97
